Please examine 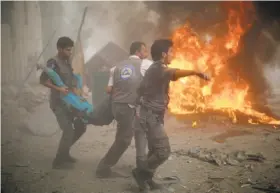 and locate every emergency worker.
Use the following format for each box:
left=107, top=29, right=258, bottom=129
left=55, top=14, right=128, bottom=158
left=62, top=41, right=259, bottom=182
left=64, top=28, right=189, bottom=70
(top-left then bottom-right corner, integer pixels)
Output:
left=96, top=42, right=148, bottom=178
left=106, top=47, right=153, bottom=176
left=40, top=37, right=87, bottom=169
left=133, top=39, right=210, bottom=192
